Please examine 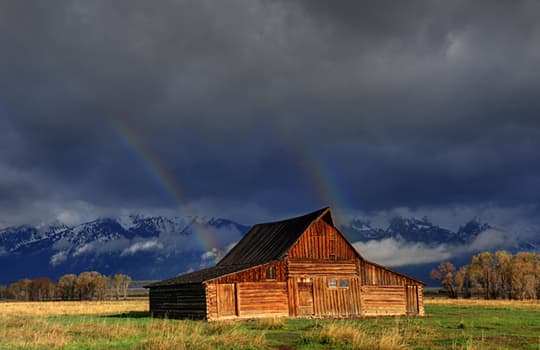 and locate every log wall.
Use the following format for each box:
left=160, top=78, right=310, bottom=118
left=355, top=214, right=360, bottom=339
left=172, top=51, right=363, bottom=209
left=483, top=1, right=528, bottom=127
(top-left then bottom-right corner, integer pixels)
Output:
left=360, top=285, right=406, bottom=316
left=149, top=283, right=206, bottom=319
left=205, top=282, right=218, bottom=321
